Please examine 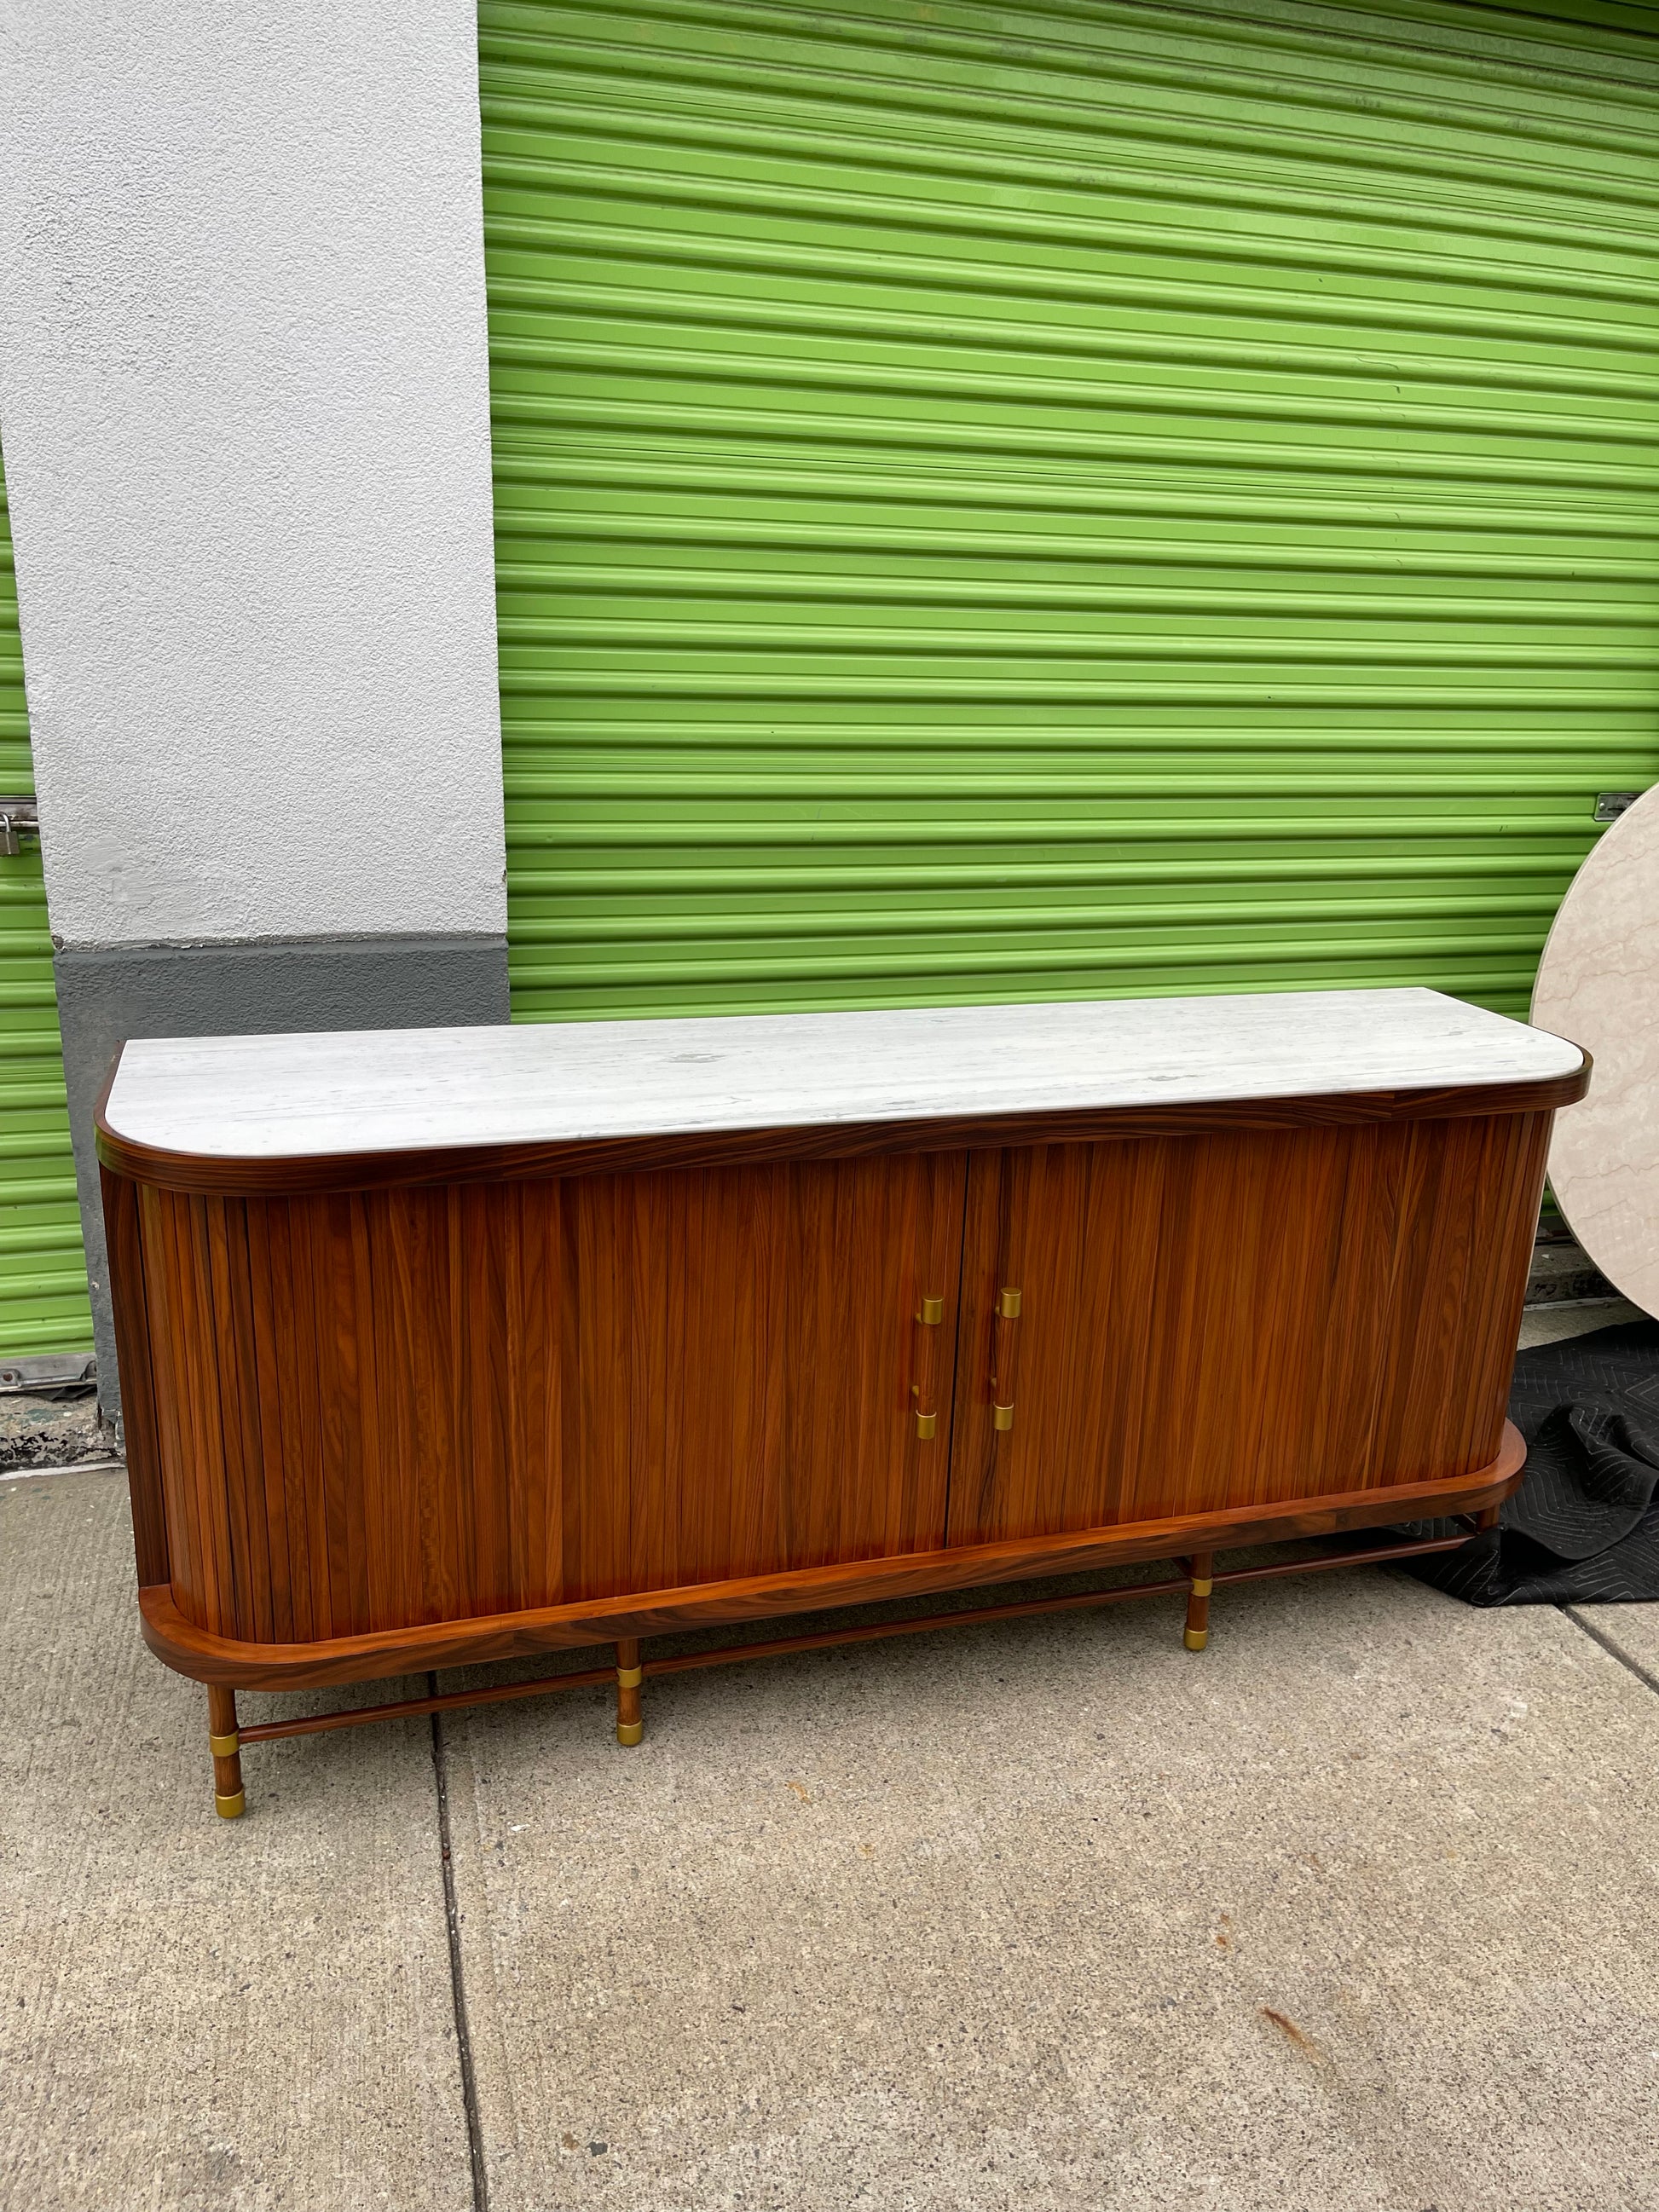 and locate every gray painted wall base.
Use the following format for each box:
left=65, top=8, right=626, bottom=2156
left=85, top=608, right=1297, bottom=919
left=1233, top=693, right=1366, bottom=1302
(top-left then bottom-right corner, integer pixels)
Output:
left=55, top=933, right=511, bottom=1423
